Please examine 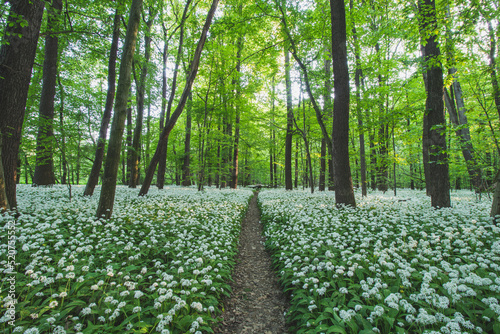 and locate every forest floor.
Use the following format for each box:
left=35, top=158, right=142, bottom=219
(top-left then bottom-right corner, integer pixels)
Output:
left=213, top=192, right=290, bottom=334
